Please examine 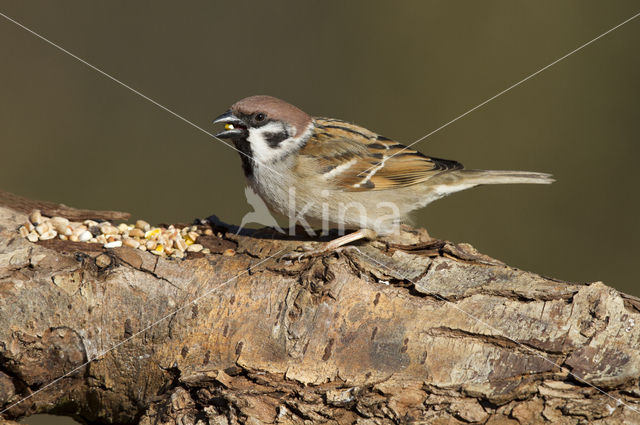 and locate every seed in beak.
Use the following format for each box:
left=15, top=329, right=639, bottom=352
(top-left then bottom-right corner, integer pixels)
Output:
left=225, top=124, right=234, bottom=130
